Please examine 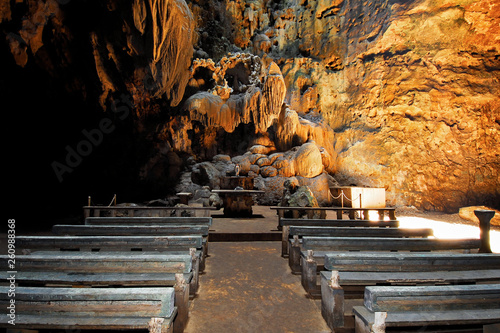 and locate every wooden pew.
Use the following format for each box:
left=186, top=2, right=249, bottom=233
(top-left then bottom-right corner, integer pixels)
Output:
left=52, top=224, right=210, bottom=268
left=53, top=224, right=210, bottom=236
left=284, top=225, right=433, bottom=257
left=1, top=252, right=192, bottom=332
left=320, top=252, right=500, bottom=331
left=84, top=205, right=217, bottom=218
left=271, top=206, right=397, bottom=222
left=0, top=286, right=177, bottom=332
left=294, top=236, right=481, bottom=276
left=16, top=234, right=204, bottom=279
left=85, top=216, right=213, bottom=226
left=352, top=284, right=500, bottom=333
left=82, top=219, right=210, bottom=271
left=17, top=235, right=203, bottom=252
left=280, top=219, right=400, bottom=257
